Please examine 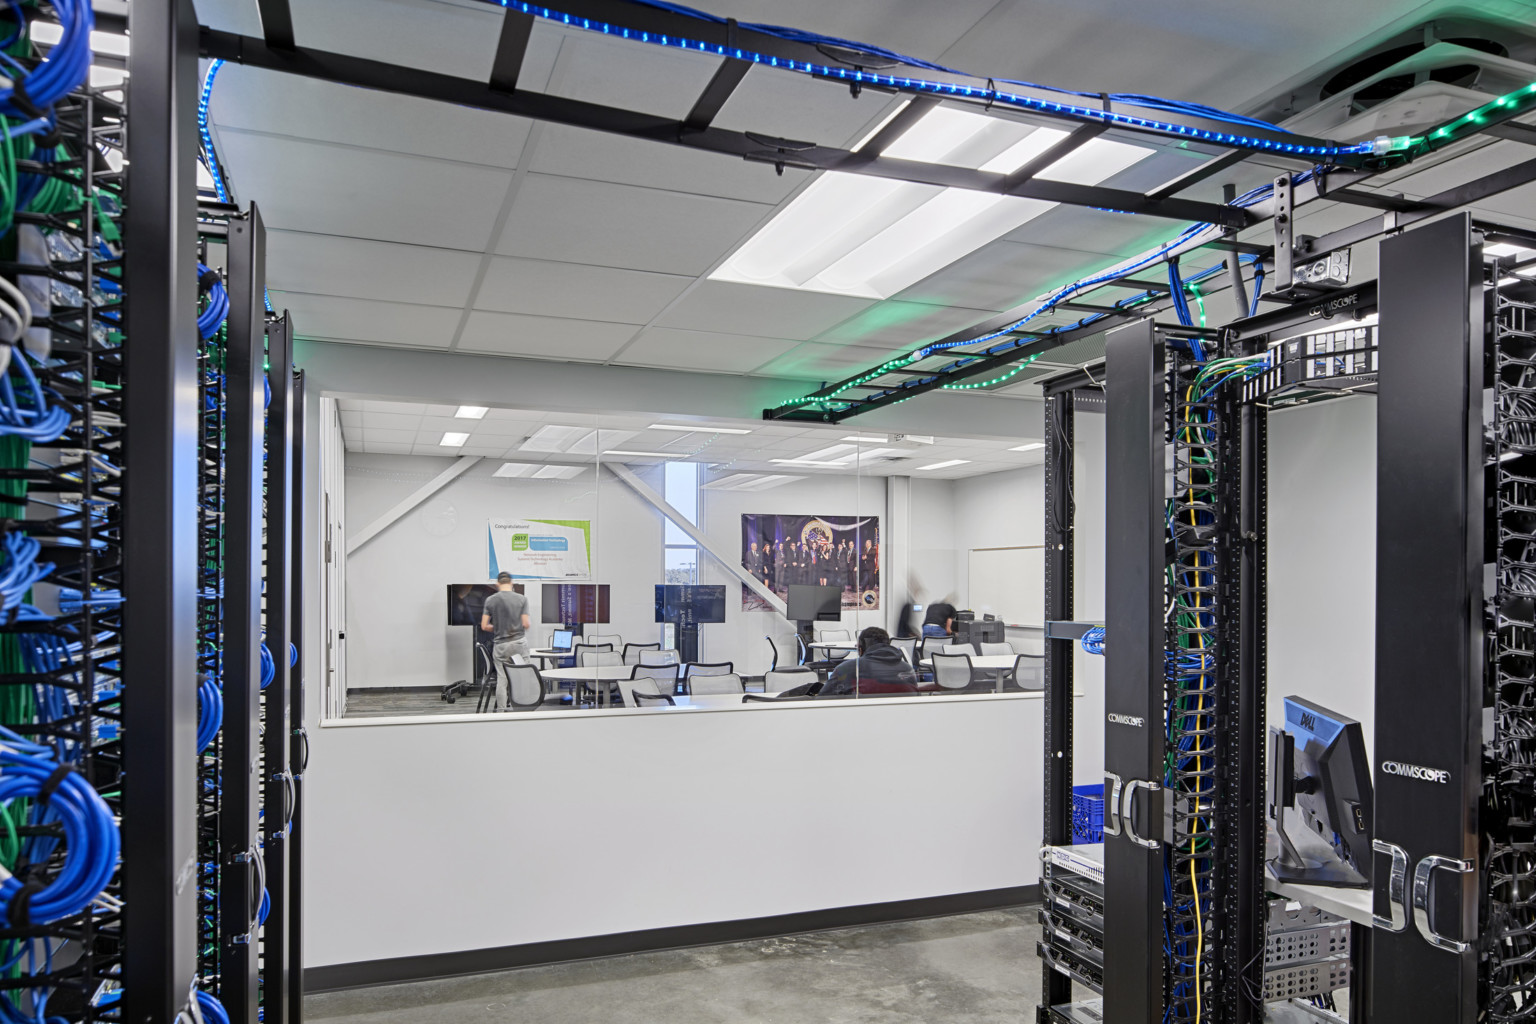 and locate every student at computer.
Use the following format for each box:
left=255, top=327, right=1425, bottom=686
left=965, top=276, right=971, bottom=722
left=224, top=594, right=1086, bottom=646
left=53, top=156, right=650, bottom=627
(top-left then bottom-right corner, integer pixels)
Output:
left=480, top=572, right=531, bottom=710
